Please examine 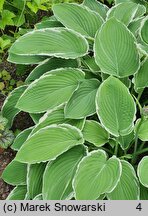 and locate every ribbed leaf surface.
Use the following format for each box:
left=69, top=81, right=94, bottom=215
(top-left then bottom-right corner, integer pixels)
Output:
left=2, top=86, right=27, bottom=127
left=16, top=68, right=85, bottom=113
left=27, top=163, right=46, bottom=199
left=11, top=127, right=33, bottom=151
left=2, top=160, right=27, bottom=185
left=83, top=0, right=108, bottom=19
left=35, top=20, right=63, bottom=29
left=30, top=107, right=84, bottom=137
left=94, top=18, right=139, bottom=77
left=107, top=161, right=140, bottom=200
left=53, top=3, right=103, bottom=38
left=26, top=58, right=78, bottom=83
left=107, top=2, right=139, bottom=26
left=73, top=150, right=121, bottom=200
left=141, top=18, right=148, bottom=44
left=137, top=118, right=148, bottom=141
left=9, top=28, right=88, bottom=59
left=43, top=146, right=86, bottom=200
left=65, top=79, right=100, bottom=119
left=8, top=53, right=47, bottom=64
left=96, top=76, right=136, bottom=137
left=7, top=186, right=27, bottom=200
left=138, top=157, right=148, bottom=188
left=82, top=120, right=109, bottom=147
left=15, top=124, right=84, bottom=163
left=134, top=58, right=148, bottom=91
